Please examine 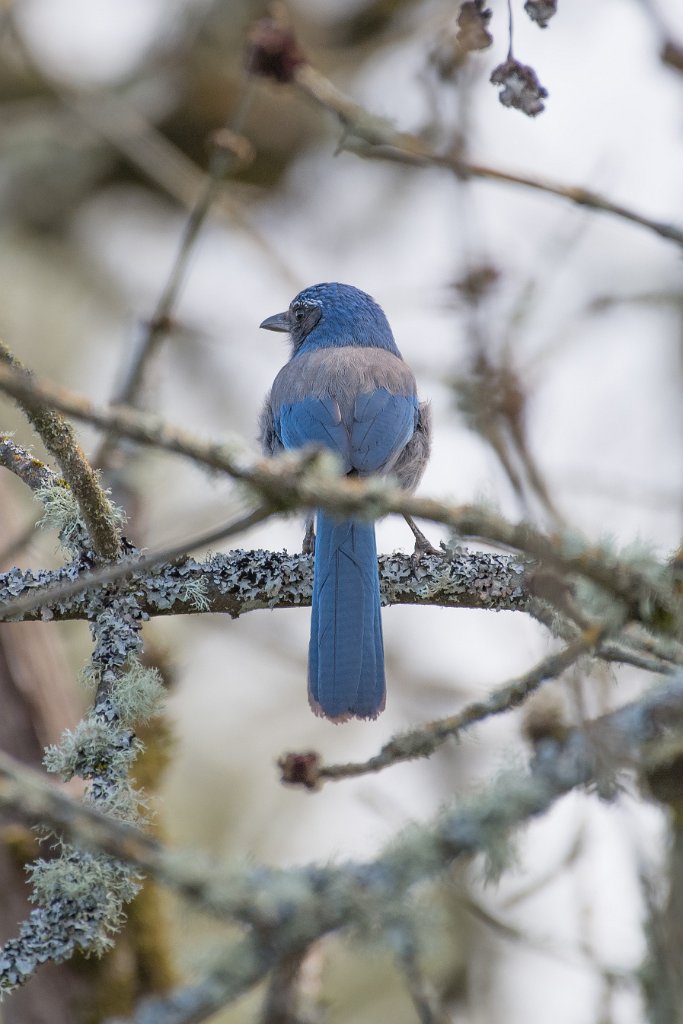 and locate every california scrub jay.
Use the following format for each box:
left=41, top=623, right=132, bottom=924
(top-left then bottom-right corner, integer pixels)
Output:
left=260, top=283, right=431, bottom=721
